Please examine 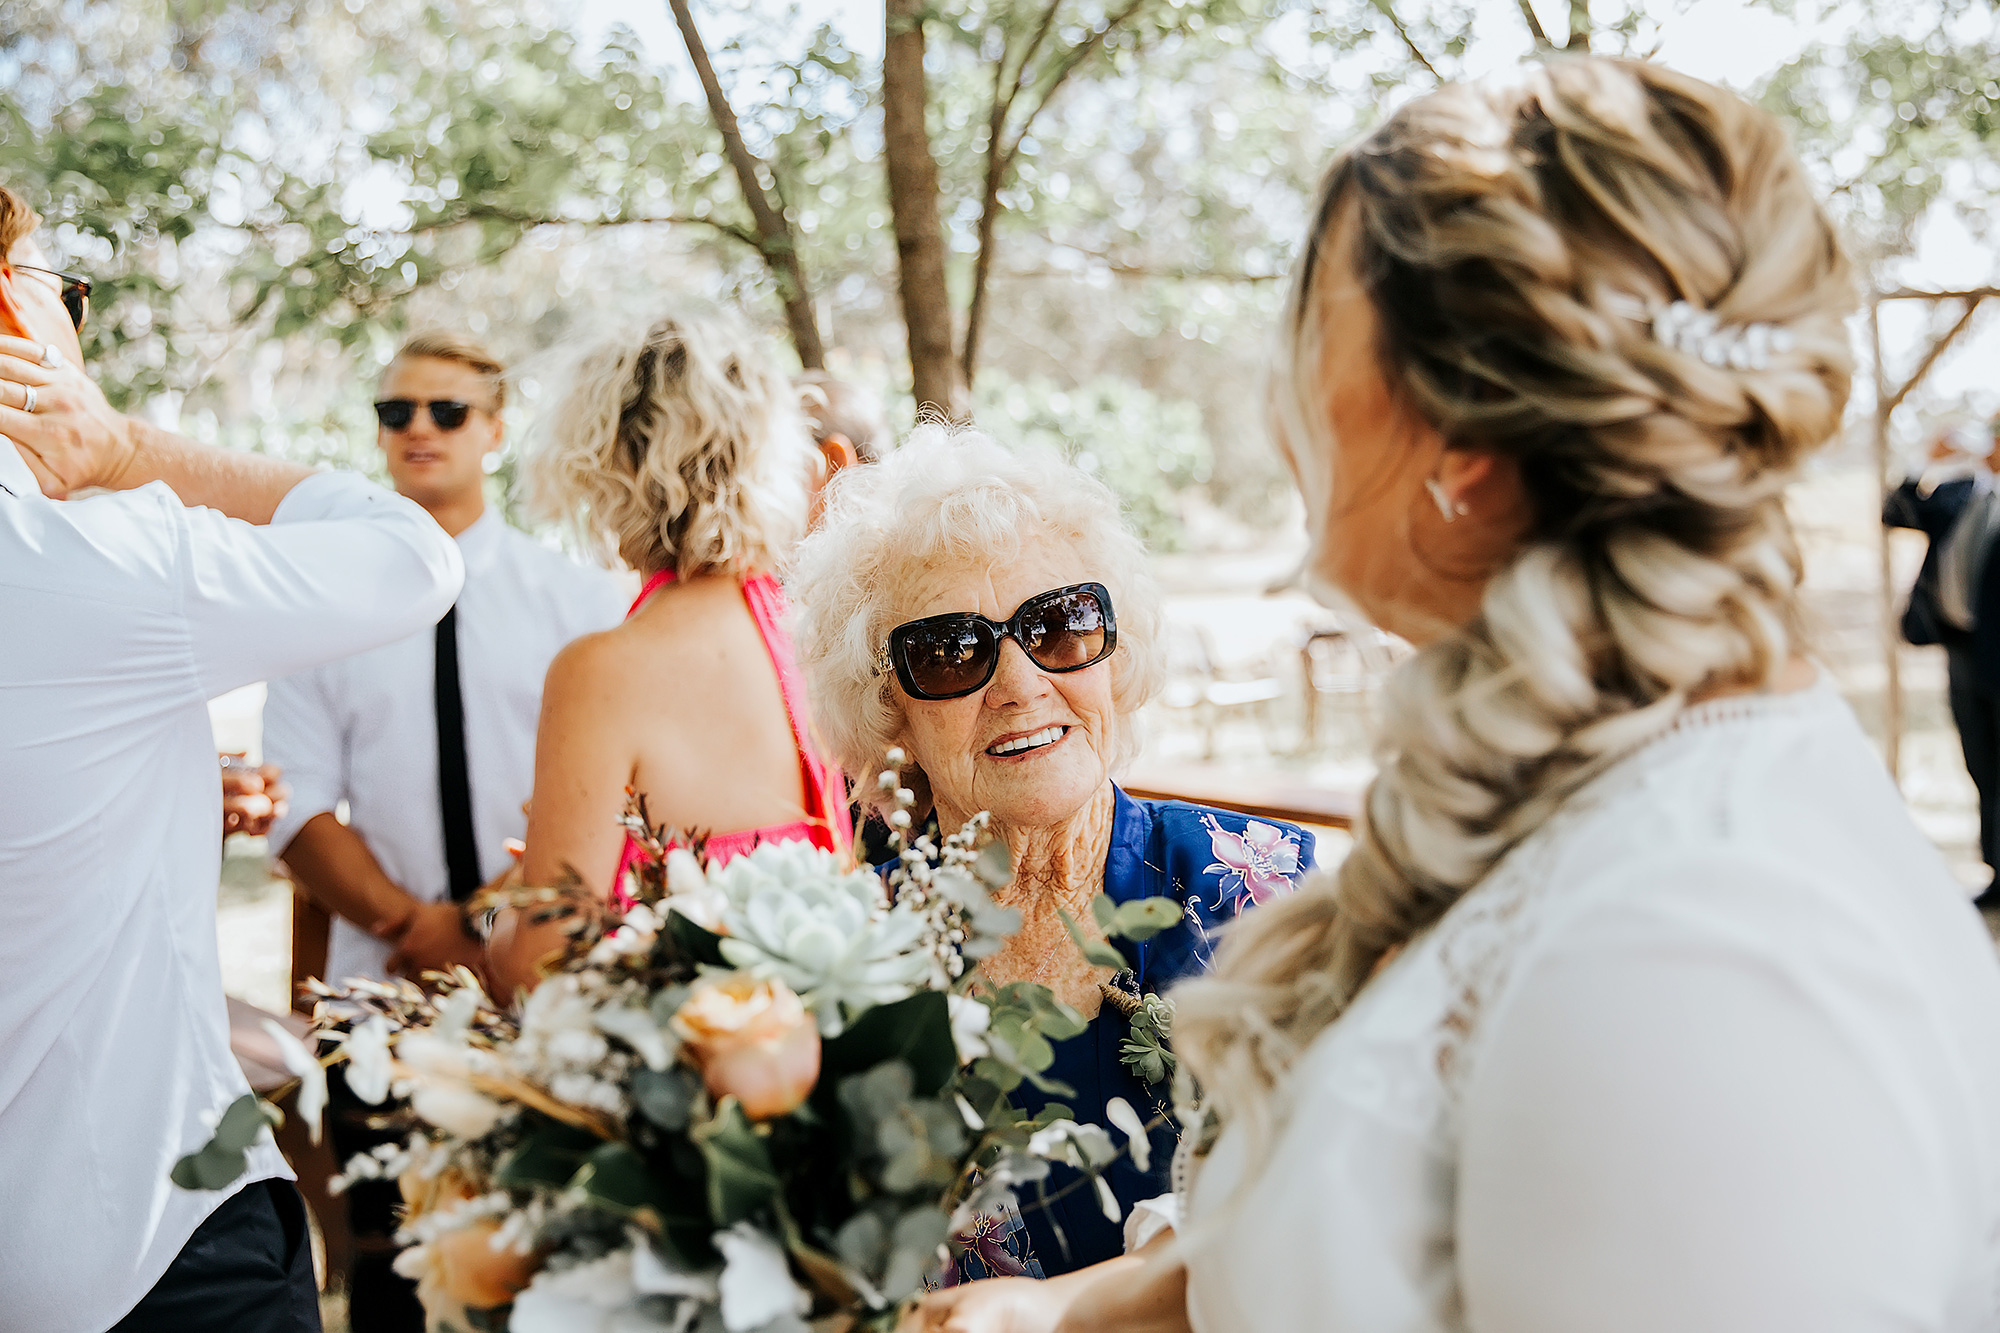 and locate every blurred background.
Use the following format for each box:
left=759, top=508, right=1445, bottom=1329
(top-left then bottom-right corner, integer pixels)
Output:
left=8, top=0, right=1999, bottom=1101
